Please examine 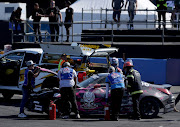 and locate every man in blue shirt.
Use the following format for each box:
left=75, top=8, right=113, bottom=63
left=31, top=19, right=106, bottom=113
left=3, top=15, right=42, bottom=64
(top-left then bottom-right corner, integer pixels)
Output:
left=105, top=66, right=125, bottom=121
left=18, top=60, right=40, bottom=118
